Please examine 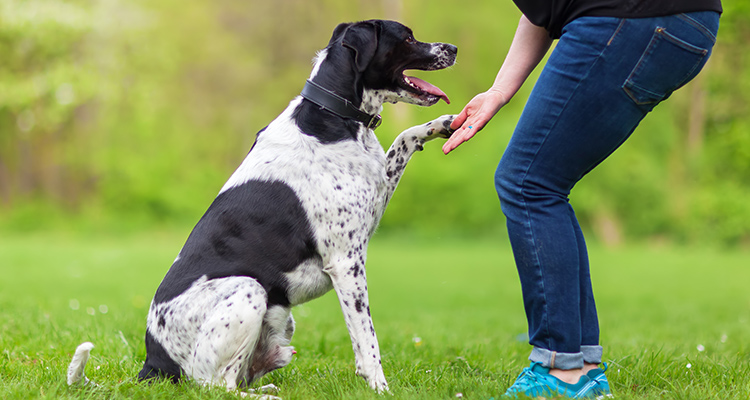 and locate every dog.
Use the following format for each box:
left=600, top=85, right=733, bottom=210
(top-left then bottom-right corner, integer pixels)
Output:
left=67, top=19, right=457, bottom=397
